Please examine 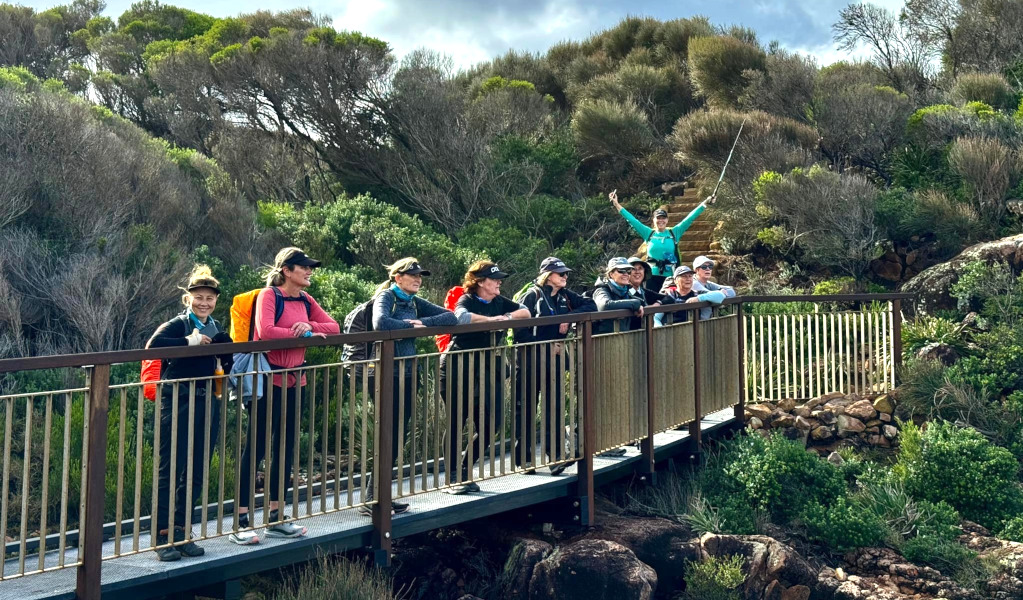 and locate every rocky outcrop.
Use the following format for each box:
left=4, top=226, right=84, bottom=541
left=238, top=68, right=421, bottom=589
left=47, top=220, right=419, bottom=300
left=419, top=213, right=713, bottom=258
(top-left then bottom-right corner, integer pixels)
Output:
left=700, top=533, right=817, bottom=599
left=903, top=233, right=1023, bottom=314
left=529, top=539, right=658, bottom=600
left=496, top=539, right=553, bottom=600
left=744, top=392, right=897, bottom=449
left=582, top=515, right=699, bottom=593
